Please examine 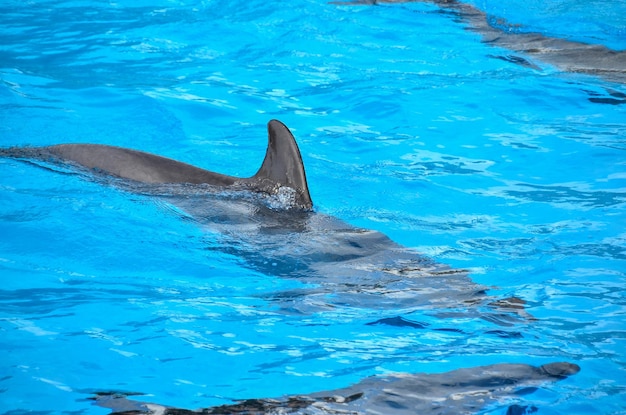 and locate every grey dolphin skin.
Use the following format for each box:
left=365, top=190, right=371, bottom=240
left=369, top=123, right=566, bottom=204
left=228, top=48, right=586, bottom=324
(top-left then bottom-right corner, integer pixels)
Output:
left=332, top=0, right=626, bottom=84
left=2, top=120, right=528, bottom=320
left=2, top=119, right=312, bottom=210
left=91, top=362, right=580, bottom=415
